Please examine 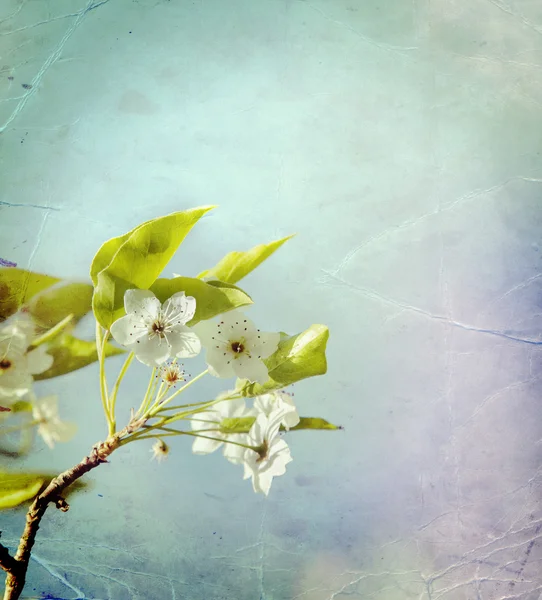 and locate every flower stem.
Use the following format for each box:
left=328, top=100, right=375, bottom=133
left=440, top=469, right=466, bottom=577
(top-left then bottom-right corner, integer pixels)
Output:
left=96, top=323, right=113, bottom=434
left=135, top=367, right=157, bottom=418
left=27, top=314, right=74, bottom=350
left=148, top=369, right=208, bottom=416
left=108, top=352, right=135, bottom=431
left=154, top=393, right=242, bottom=414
